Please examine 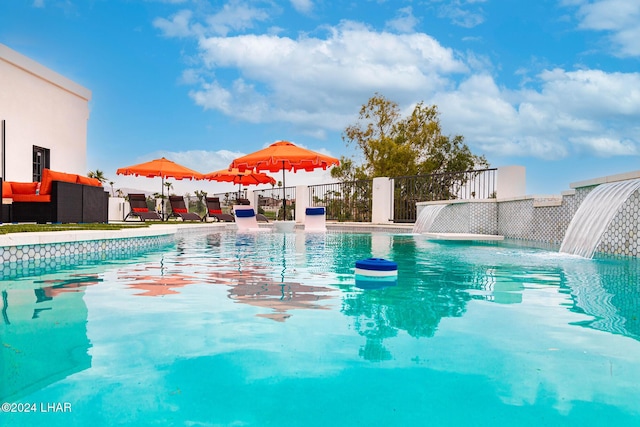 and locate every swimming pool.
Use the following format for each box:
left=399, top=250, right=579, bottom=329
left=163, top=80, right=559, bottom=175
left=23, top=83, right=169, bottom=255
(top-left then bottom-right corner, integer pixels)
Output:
left=2, top=230, right=640, bottom=426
